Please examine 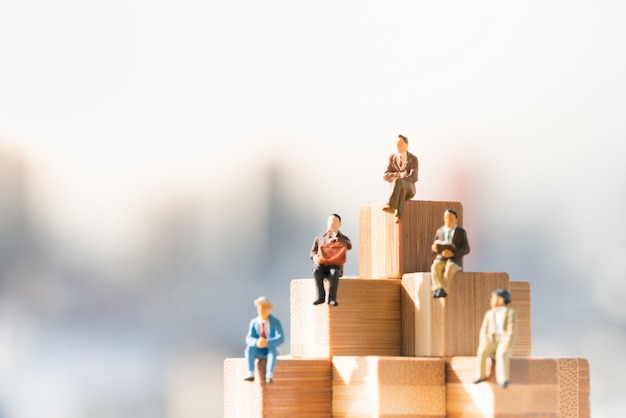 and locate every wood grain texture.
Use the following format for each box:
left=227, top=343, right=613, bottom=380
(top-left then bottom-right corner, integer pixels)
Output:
left=291, top=278, right=402, bottom=358
left=445, top=356, right=590, bottom=417
left=223, top=357, right=332, bottom=418
left=332, top=356, right=446, bottom=418
left=359, top=201, right=463, bottom=279
left=402, top=273, right=532, bottom=357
